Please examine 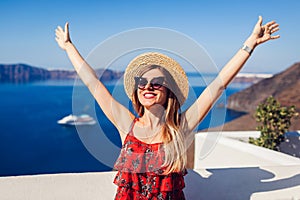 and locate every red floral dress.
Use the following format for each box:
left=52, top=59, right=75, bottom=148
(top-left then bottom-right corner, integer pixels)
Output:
left=113, top=118, right=187, bottom=200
